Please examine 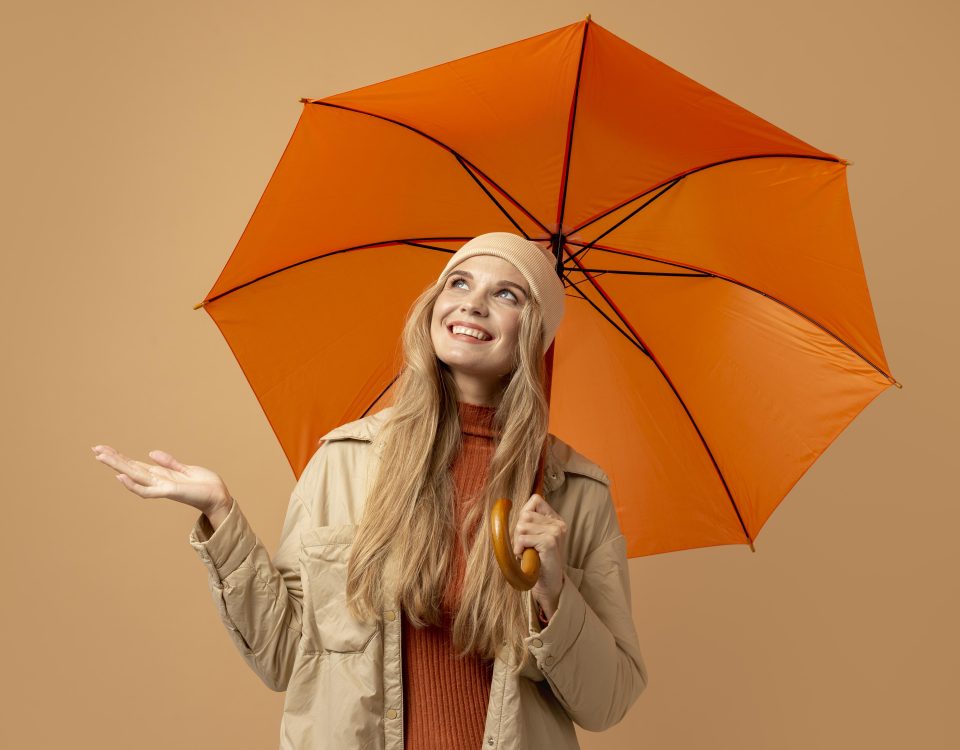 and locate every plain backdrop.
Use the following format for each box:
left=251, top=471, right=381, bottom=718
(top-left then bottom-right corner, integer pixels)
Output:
left=2, top=1, right=957, bottom=748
